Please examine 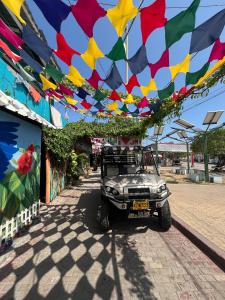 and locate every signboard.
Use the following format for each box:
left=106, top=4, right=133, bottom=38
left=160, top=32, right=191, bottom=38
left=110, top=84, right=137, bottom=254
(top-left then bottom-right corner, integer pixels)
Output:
left=117, top=137, right=142, bottom=146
